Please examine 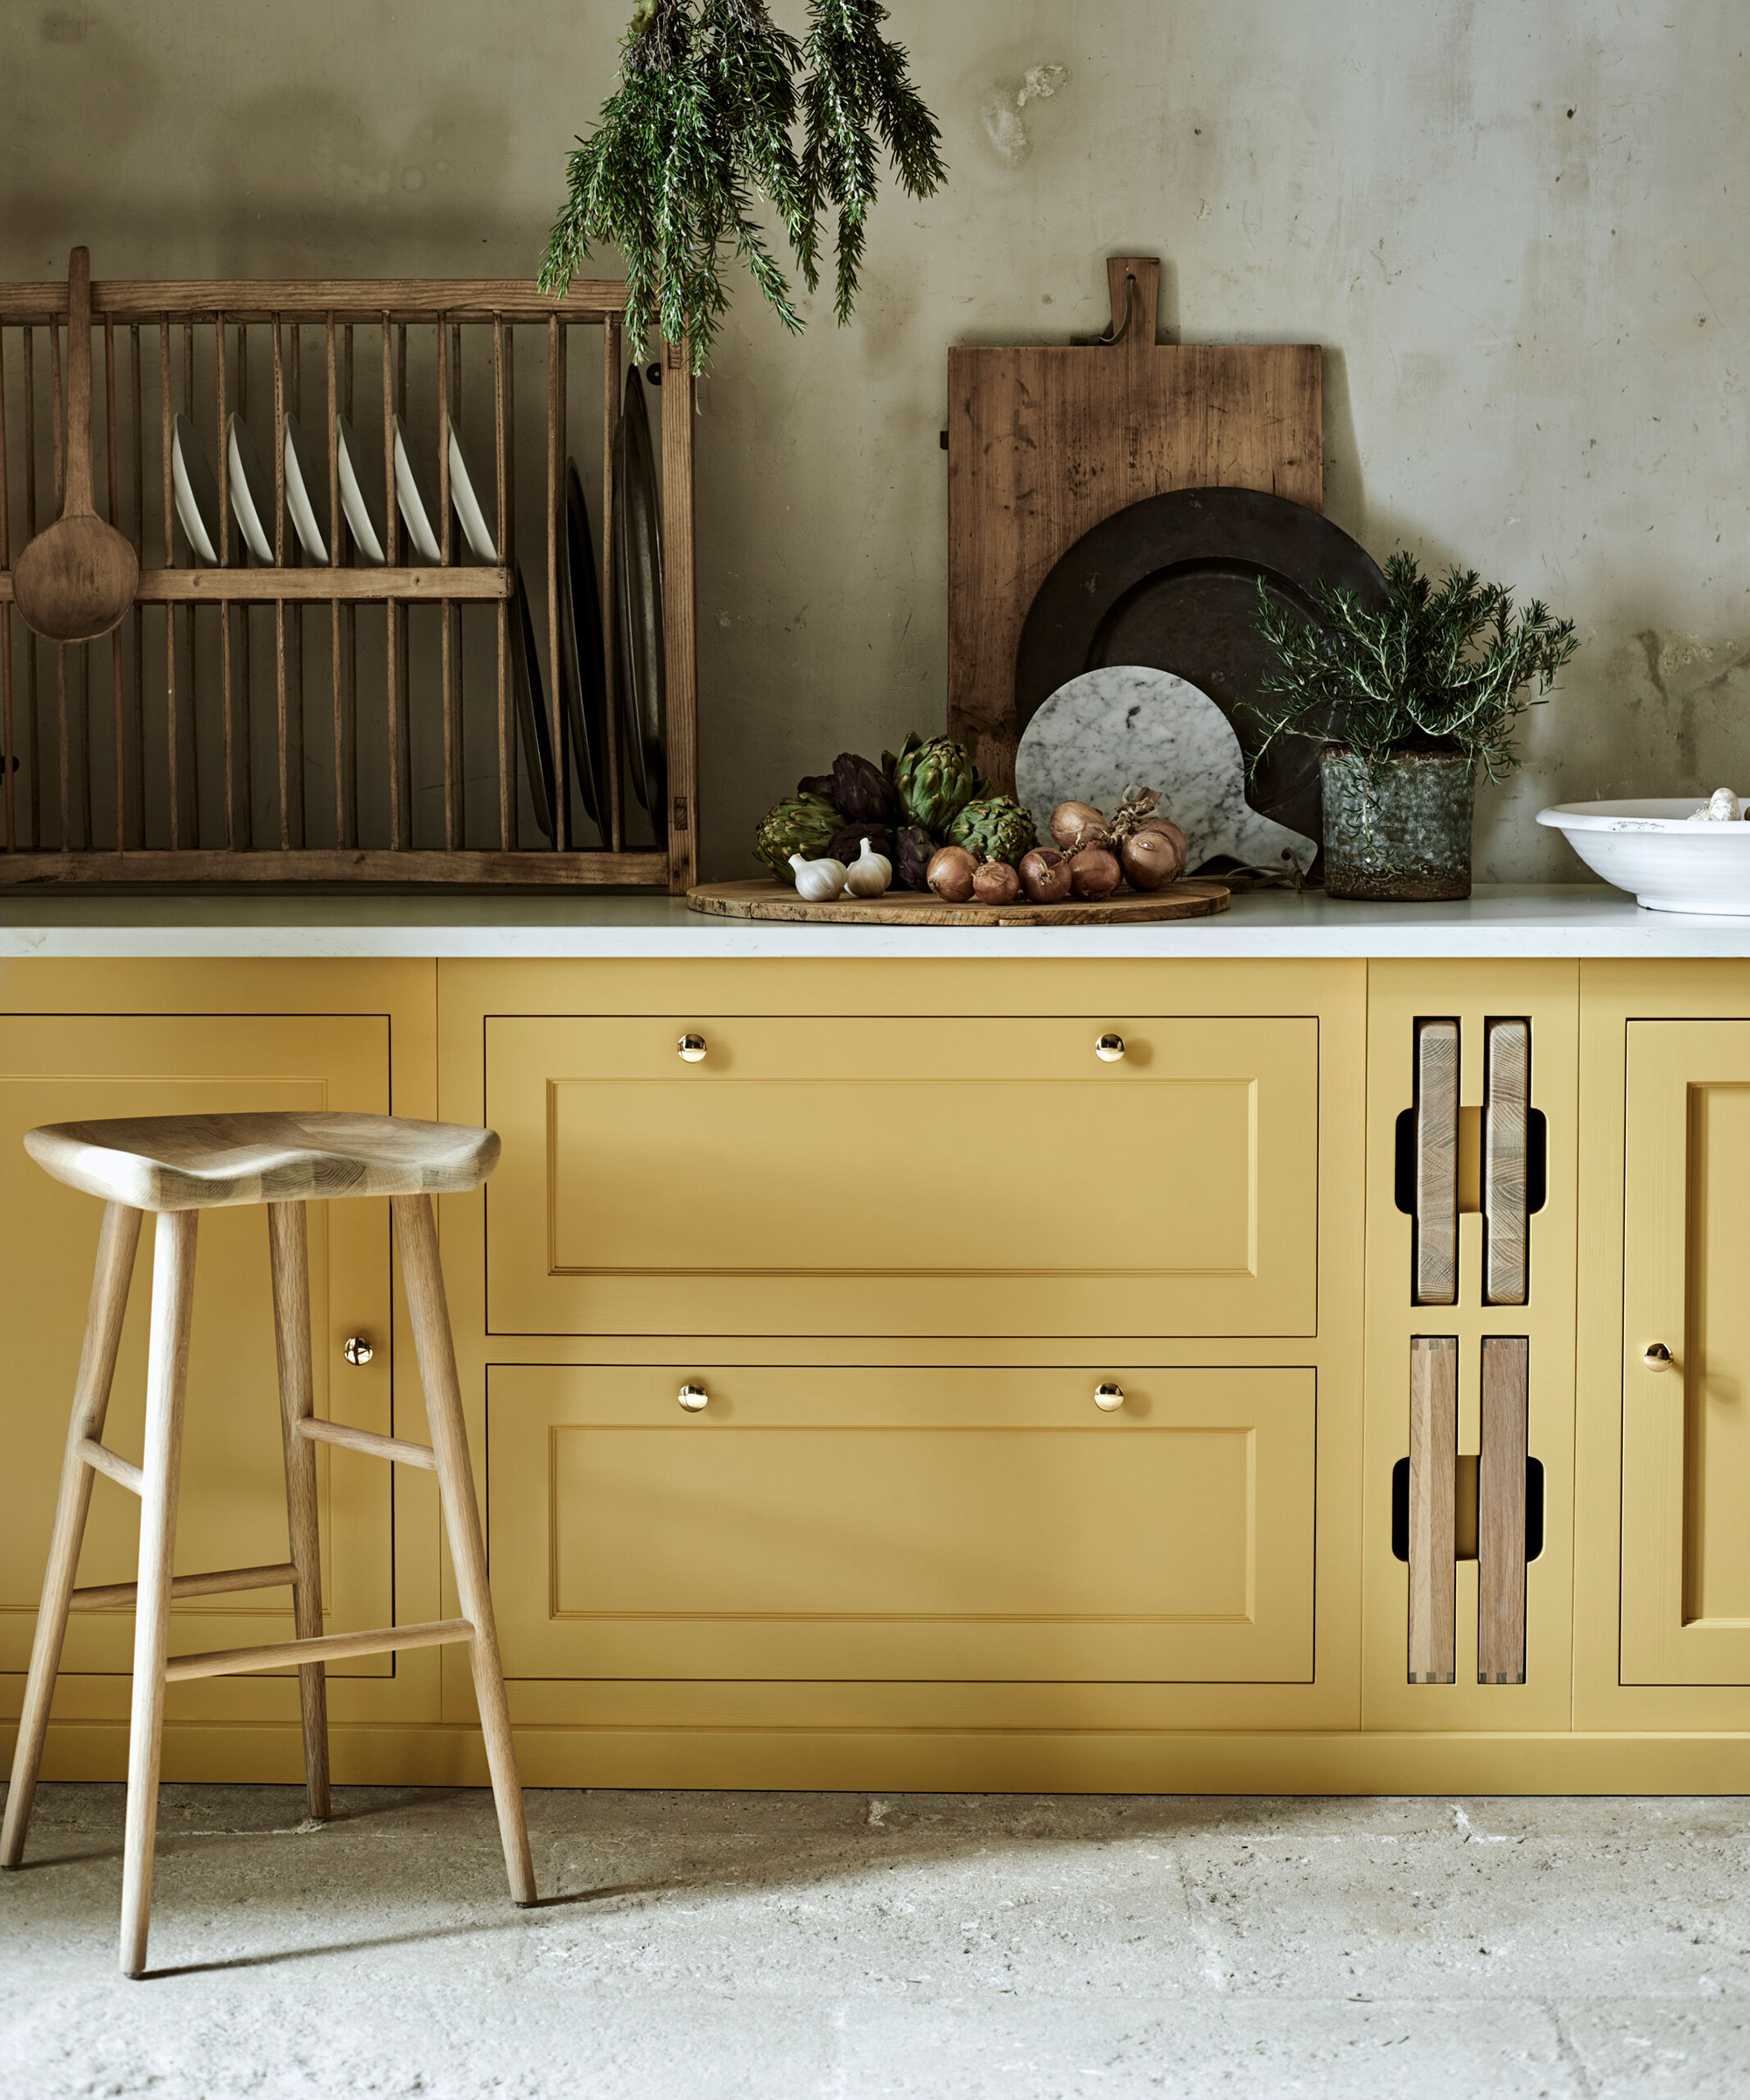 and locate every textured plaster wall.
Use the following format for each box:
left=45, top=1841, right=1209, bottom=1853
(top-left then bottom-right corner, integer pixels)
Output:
left=3, top=2, right=1744, bottom=879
